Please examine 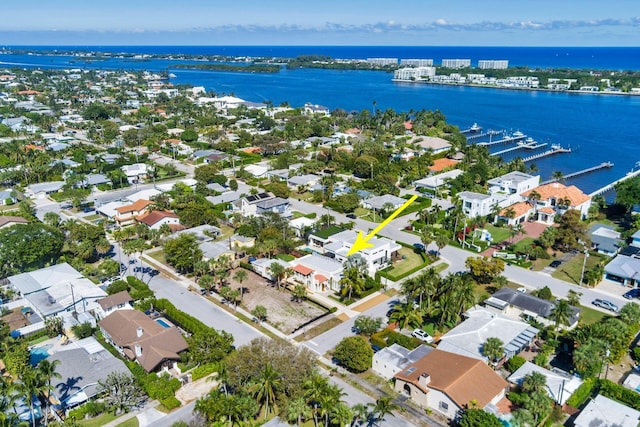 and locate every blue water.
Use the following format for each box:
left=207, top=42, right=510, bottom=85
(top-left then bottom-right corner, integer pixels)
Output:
left=30, top=347, right=50, bottom=366
left=156, top=318, right=171, bottom=328
left=1, top=46, right=639, bottom=193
